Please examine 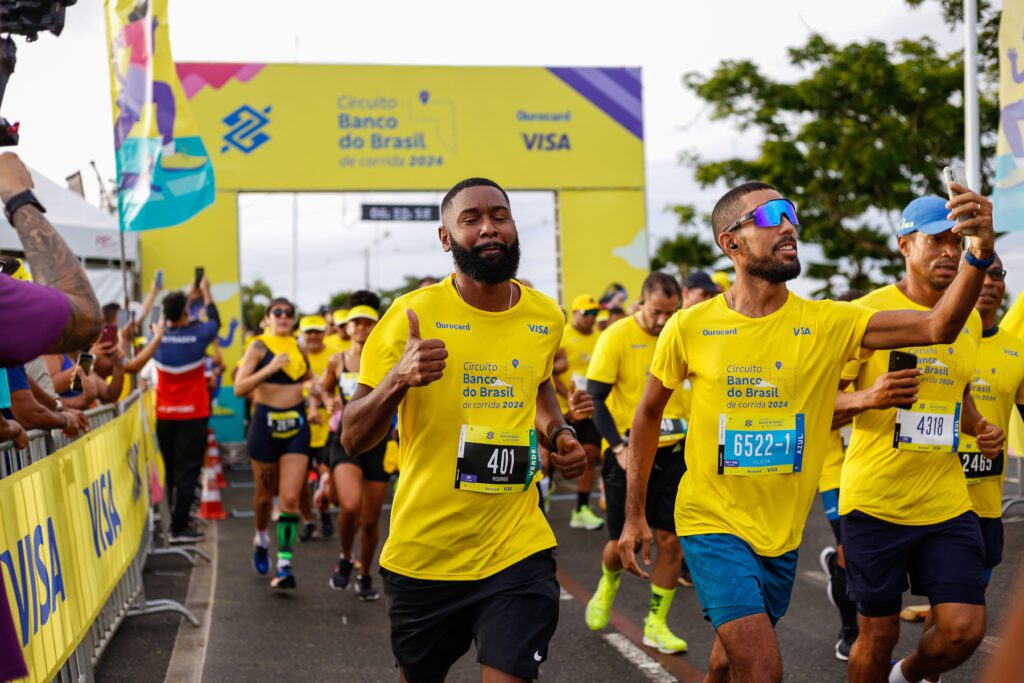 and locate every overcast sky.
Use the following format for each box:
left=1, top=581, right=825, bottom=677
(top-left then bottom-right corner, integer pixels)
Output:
left=5, top=0, right=1016, bottom=309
